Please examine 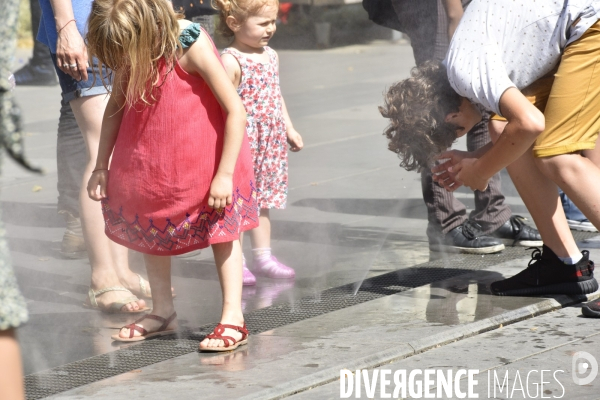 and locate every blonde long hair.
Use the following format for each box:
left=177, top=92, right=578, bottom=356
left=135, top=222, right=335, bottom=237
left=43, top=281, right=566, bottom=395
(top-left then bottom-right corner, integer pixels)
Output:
left=87, top=0, right=182, bottom=107
left=212, top=0, right=278, bottom=39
